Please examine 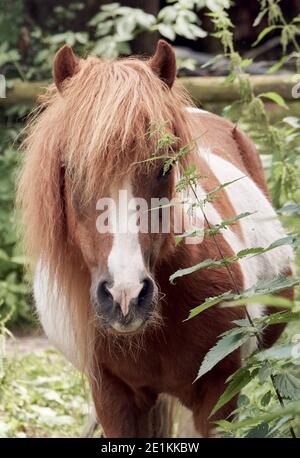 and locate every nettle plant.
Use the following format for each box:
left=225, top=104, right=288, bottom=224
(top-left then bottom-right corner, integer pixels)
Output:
left=140, top=2, right=300, bottom=437
left=207, top=3, right=300, bottom=210
left=146, top=117, right=300, bottom=437
left=159, top=2, right=299, bottom=438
